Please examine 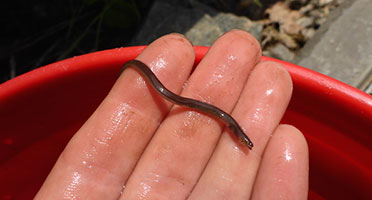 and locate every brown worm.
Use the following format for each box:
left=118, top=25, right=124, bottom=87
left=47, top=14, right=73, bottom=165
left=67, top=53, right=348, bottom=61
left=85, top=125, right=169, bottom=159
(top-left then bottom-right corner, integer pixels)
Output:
left=120, top=60, right=253, bottom=149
